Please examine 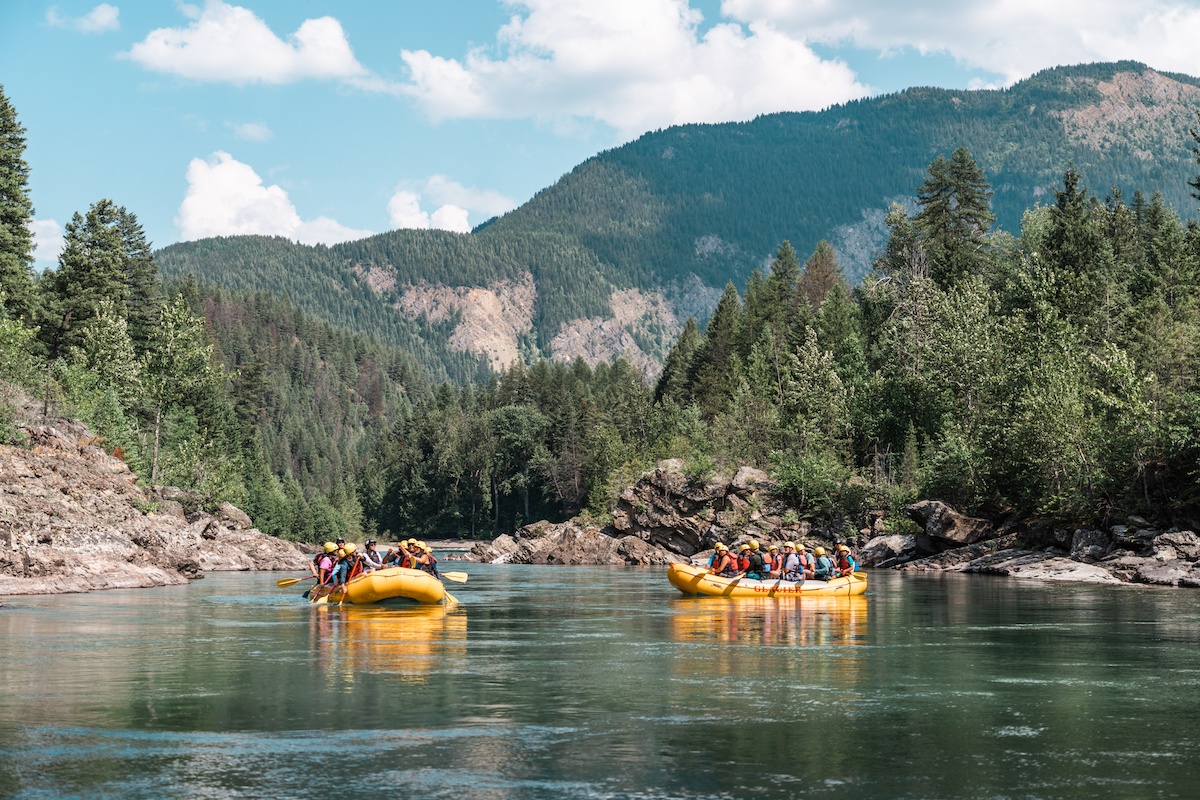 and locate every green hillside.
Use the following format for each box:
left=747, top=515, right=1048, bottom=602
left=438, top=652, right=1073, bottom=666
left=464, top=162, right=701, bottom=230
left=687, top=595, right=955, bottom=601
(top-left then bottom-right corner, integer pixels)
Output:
left=157, top=62, right=1200, bottom=368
